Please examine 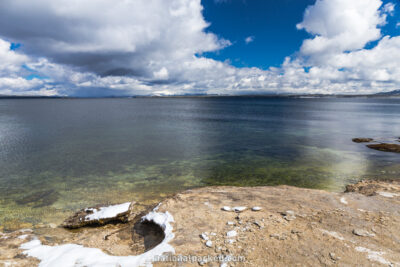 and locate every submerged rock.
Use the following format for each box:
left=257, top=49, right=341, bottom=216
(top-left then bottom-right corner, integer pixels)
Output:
left=62, top=202, right=134, bottom=229
left=366, top=143, right=400, bottom=153
left=16, top=189, right=59, bottom=208
left=352, top=138, right=373, bottom=143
